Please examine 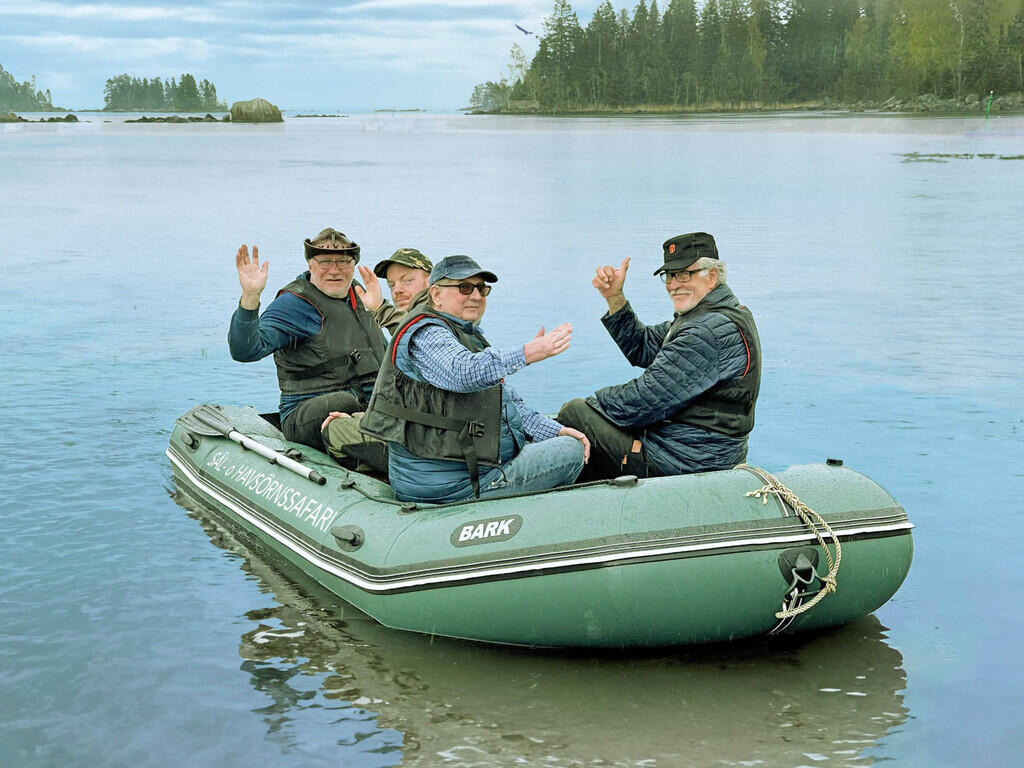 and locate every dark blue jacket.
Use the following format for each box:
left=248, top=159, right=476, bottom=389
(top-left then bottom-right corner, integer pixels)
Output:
left=593, top=283, right=756, bottom=475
